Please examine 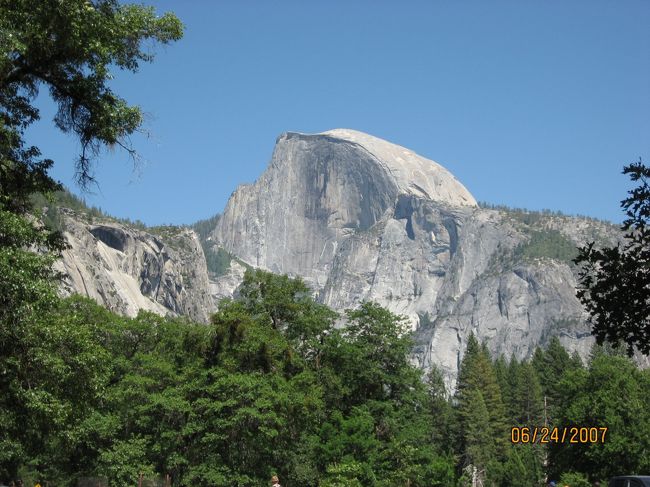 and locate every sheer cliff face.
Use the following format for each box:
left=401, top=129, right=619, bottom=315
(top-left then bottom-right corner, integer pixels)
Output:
left=214, top=130, right=476, bottom=289
left=55, top=210, right=213, bottom=323
left=213, top=129, right=616, bottom=385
